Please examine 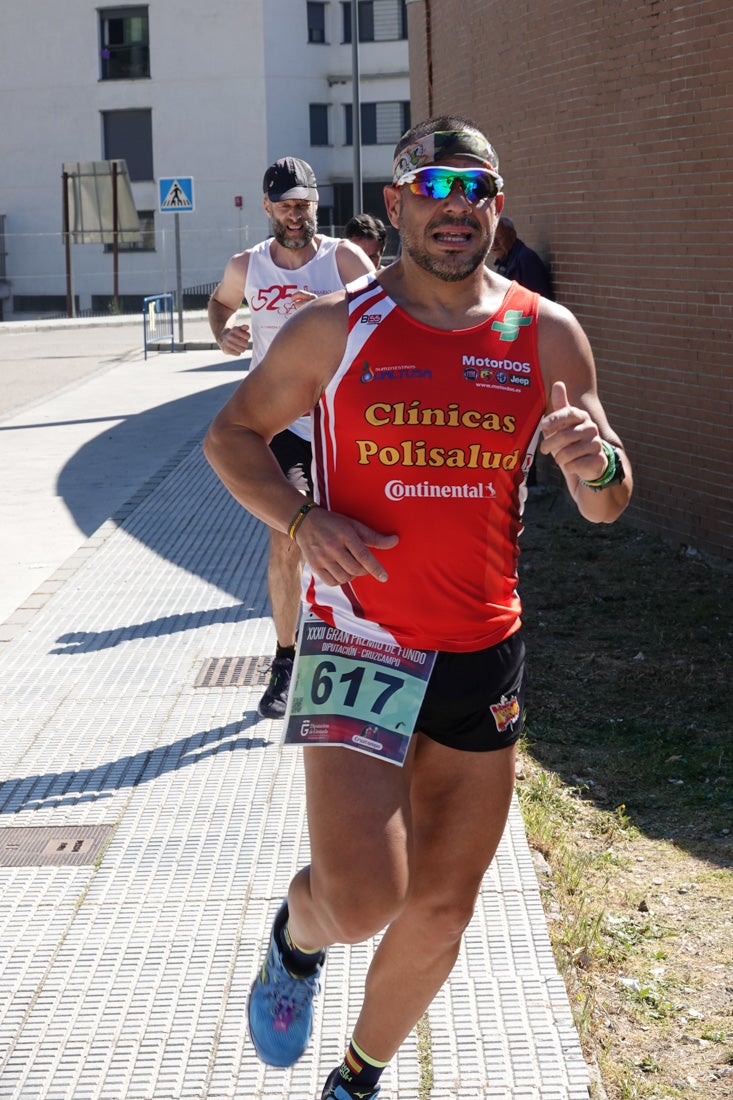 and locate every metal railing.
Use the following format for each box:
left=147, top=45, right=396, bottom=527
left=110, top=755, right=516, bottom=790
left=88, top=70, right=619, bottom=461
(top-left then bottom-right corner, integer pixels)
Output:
left=142, top=293, right=174, bottom=359
left=0, top=215, right=6, bottom=280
